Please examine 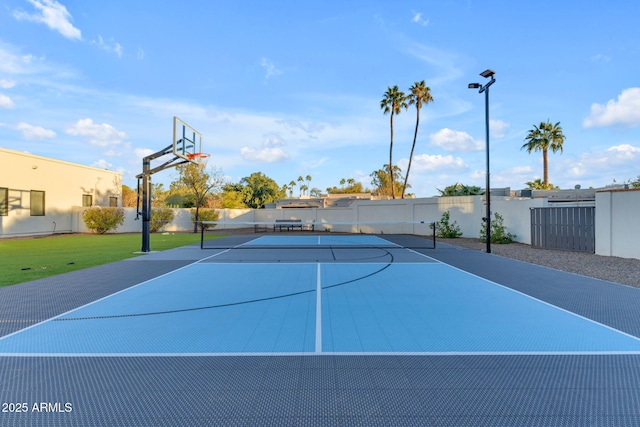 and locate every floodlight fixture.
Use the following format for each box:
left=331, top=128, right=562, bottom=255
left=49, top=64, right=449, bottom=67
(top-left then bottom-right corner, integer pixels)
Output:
left=480, top=69, right=495, bottom=78
left=468, top=69, right=496, bottom=253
